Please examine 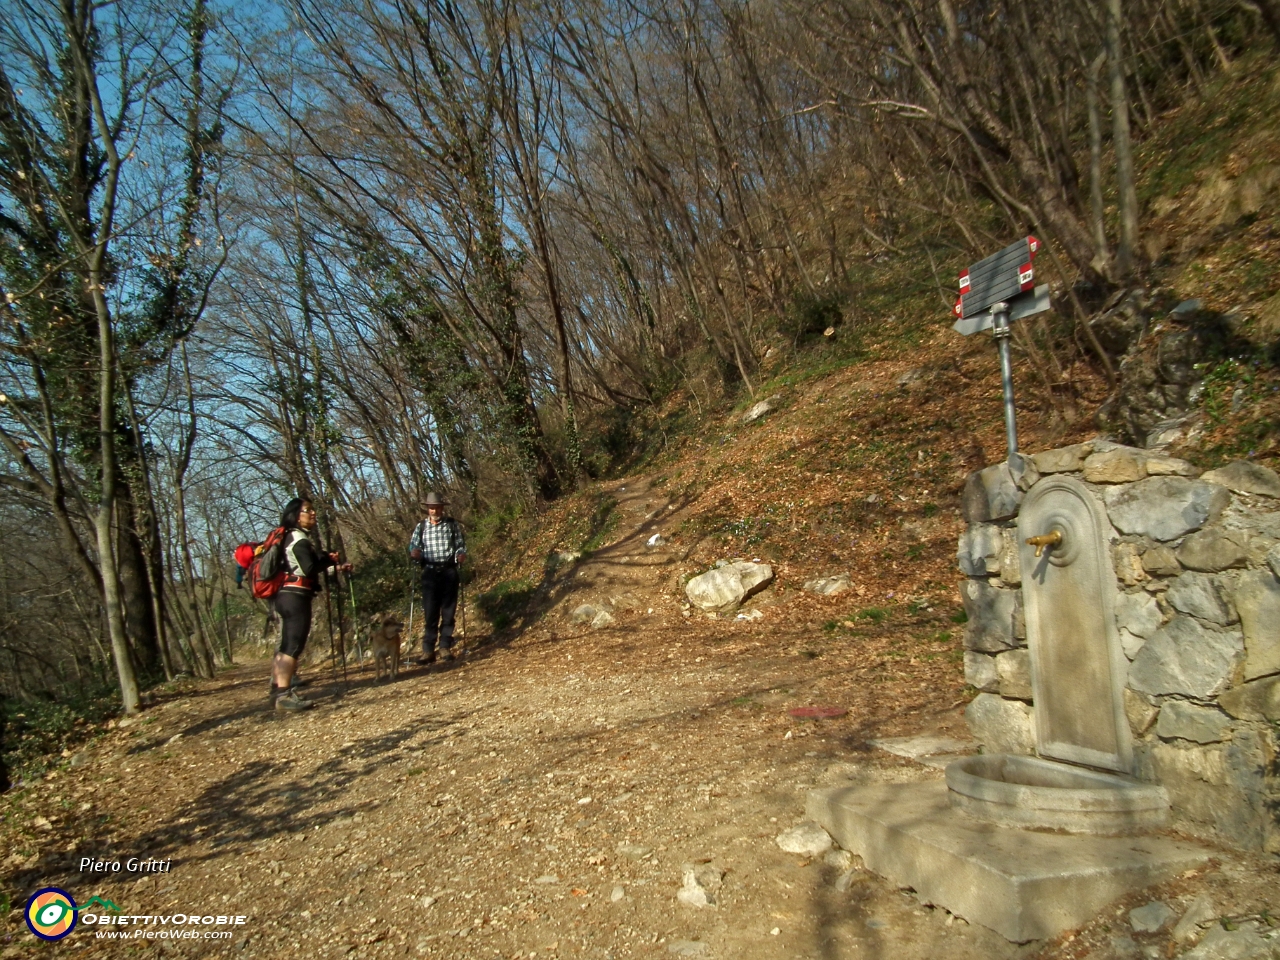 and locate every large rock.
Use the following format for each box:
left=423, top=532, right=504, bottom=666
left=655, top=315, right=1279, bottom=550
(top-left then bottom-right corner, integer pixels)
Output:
left=1147, top=414, right=1204, bottom=449
left=1104, top=477, right=1231, bottom=541
left=684, top=561, right=773, bottom=613
left=998, top=530, right=1022, bottom=585
left=960, top=579, right=1019, bottom=652
left=995, top=649, right=1032, bottom=700
left=1114, top=590, right=1163, bottom=639
left=1154, top=701, right=1232, bottom=744
left=961, top=464, right=1020, bottom=523
left=964, top=651, right=999, bottom=693
left=1235, top=569, right=1280, bottom=680
left=570, top=603, right=614, bottom=628
left=964, top=693, right=1035, bottom=755
left=1141, top=544, right=1181, bottom=576
left=1115, top=542, right=1150, bottom=585
left=1166, top=572, right=1238, bottom=625
left=775, top=821, right=834, bottom=857
left=1144, top=456, right=1199, bottom=477
left=742, top=398, right=777, bottom=424
left=1083, top=448, right=1147, bottom=483
left=1145, top=731, right=1273, bottom=850
left=1119, top=628, right=1148, bottom=660
left=1031, top=443, right=1092, bottom=474
left=803, top=573, right=853, bottom=596
left=1201, top=460, right=1280, bottom=498
left=1127, top=616, right=1244, bottom=698
left=1177, top=528, right=1249, bottom=571
left=957, top=524, right=1003, bottom=576
left=1218, top=676, right=1280, bottom=722
left=1124, top=688, right=1159, bottom=736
